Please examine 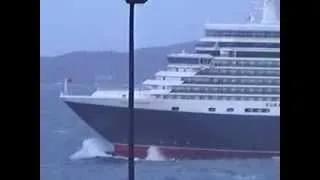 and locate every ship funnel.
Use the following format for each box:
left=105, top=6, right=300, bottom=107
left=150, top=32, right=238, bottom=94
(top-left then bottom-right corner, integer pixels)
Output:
left=261, top=0, right=279, bottom=24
